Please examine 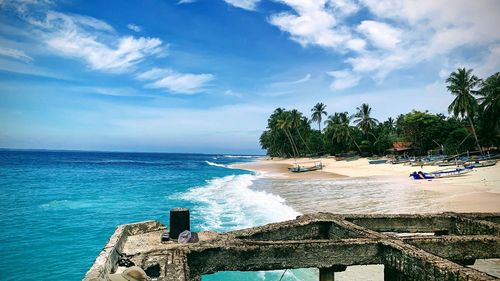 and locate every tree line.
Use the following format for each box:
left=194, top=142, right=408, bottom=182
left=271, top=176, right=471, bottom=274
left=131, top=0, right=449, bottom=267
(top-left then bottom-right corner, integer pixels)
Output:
left=260, top=68, right=499, bottom=158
